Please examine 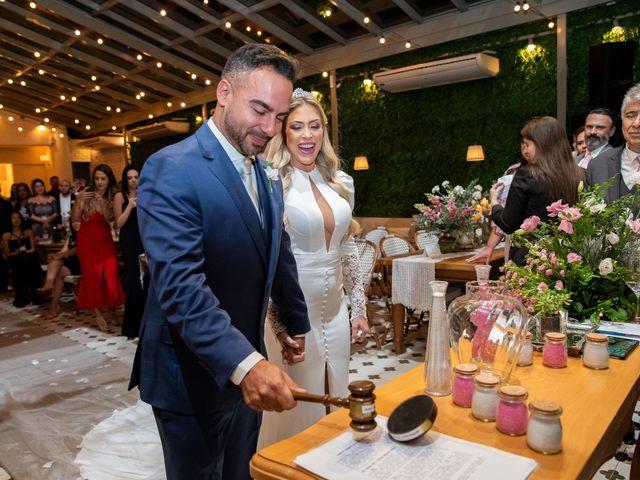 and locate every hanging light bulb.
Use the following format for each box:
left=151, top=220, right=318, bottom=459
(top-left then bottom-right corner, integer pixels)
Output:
left=527, top=37, right=536, bottom=52
left=379, top=36, right=386, bottom=45
left=514, top=1, right=521, bottom=13
left=522, top=1, right=530, bottom=11
left=405, top=41, right=411, bottom=49
left=548, top=20, right=555, bottom=29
